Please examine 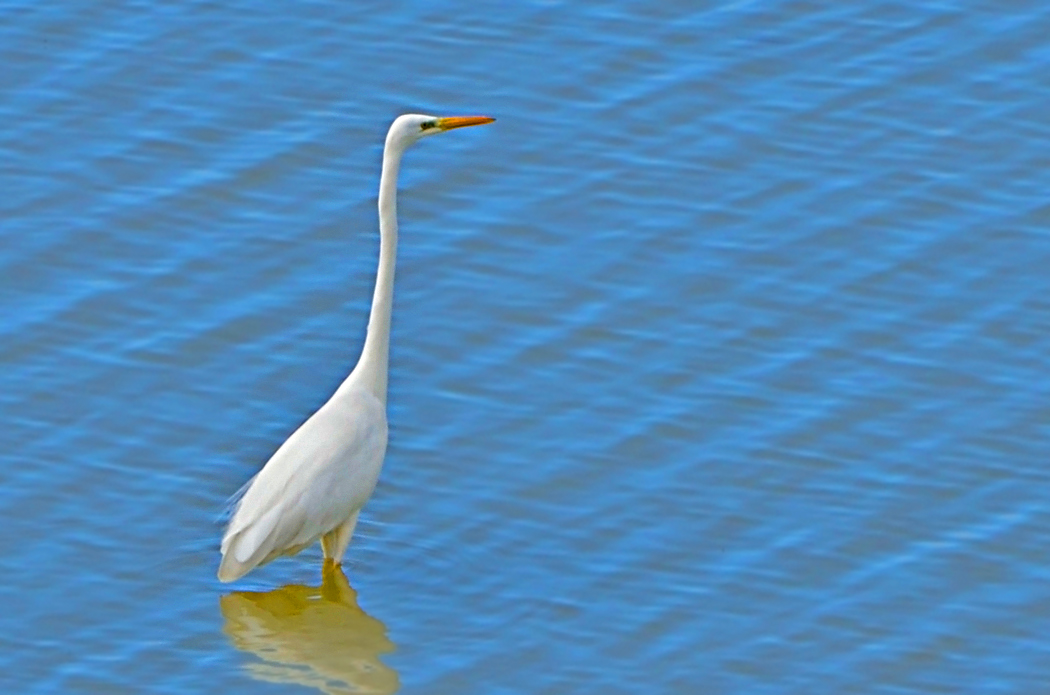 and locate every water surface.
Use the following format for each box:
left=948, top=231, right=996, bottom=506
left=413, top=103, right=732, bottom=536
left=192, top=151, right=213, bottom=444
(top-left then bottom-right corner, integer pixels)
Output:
left=2, top=2, right=1049, bottom=693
